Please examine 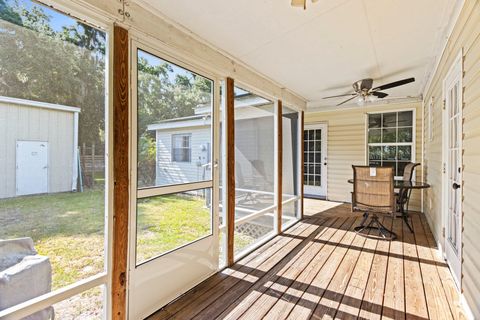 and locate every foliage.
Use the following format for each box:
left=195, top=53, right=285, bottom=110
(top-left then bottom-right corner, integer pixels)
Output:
left=0, top=0, right=106, bottom=146
left=137, top=133, right=157, bottom=187
left=0, top=0, right=212, bottom=185
left=0, top=0, right=21, bottom=24
left=136, top=55, right=212, bottom=186
left=136, top=56, right=212, bottom=135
